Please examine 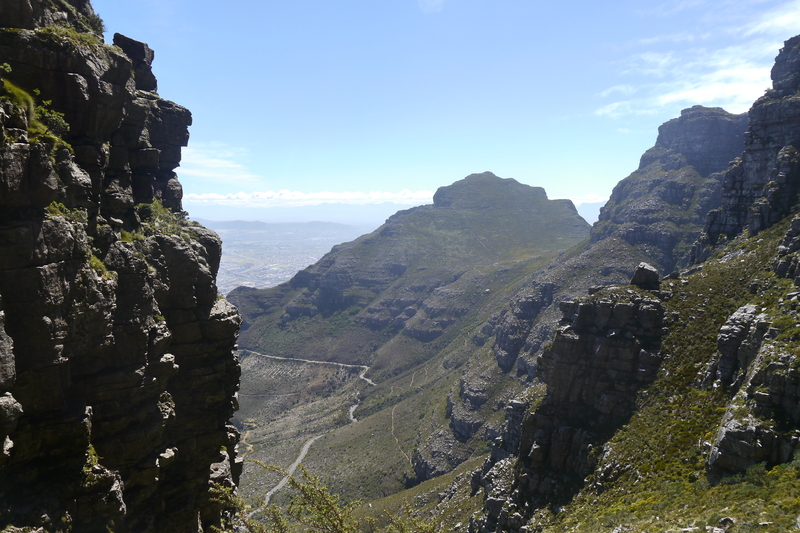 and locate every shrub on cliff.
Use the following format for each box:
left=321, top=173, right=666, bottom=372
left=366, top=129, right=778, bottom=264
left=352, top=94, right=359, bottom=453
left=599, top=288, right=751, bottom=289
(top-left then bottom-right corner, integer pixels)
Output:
left=213, top=464, right=437, bottom=533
